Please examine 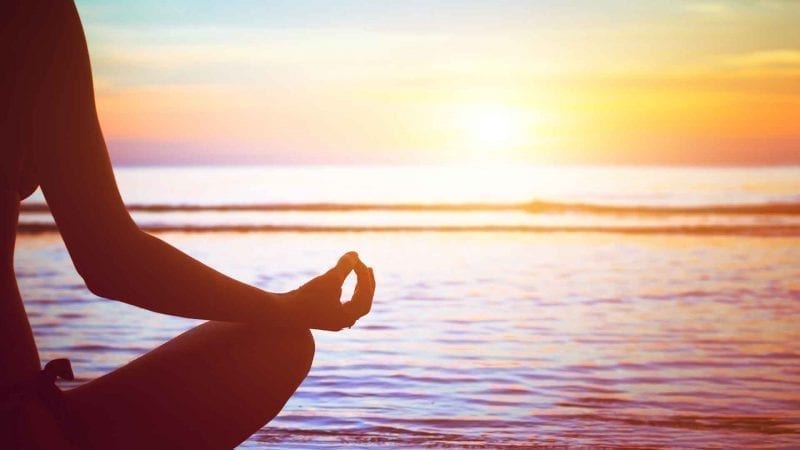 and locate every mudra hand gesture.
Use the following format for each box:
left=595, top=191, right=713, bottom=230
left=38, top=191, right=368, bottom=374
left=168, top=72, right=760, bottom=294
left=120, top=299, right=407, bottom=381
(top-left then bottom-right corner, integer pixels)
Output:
left=285, top=252, right=376, bottom=331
